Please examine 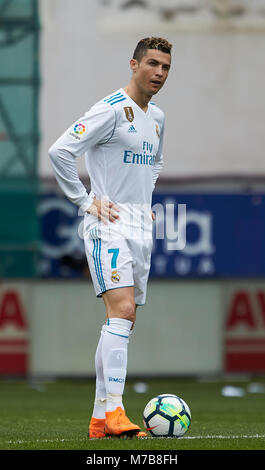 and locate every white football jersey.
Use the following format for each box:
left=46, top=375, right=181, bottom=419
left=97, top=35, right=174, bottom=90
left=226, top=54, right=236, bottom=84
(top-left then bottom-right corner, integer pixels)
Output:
left=49, top=88, right=165, bottom=231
